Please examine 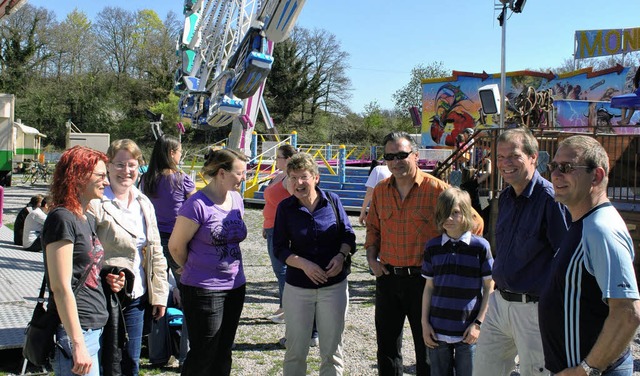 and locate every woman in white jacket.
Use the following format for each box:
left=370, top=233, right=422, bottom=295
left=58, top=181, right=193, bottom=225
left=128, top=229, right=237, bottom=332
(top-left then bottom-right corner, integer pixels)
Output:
left=90, top=139, right=169, bottom=376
